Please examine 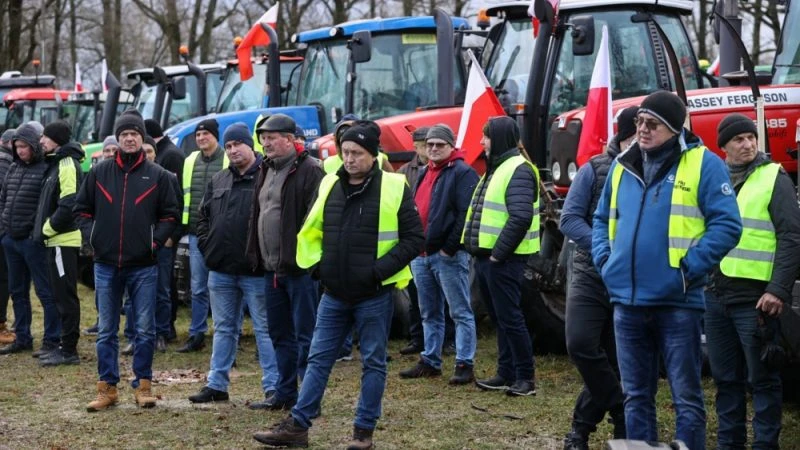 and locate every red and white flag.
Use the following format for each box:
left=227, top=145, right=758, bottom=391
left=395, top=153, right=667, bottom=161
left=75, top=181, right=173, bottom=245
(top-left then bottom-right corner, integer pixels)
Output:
left=576, top=25, right=612, bottom=167
left=456, top=51, right=506, bottom=165
left=101, top=59, right=108, bottom=93
left=527, top=0, right=560, bottom=37
left=237, top=2, right=279, bottom=81
left=74, top=63, right=83, bottom=92
left=707, top=55, right=720, bottom=76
